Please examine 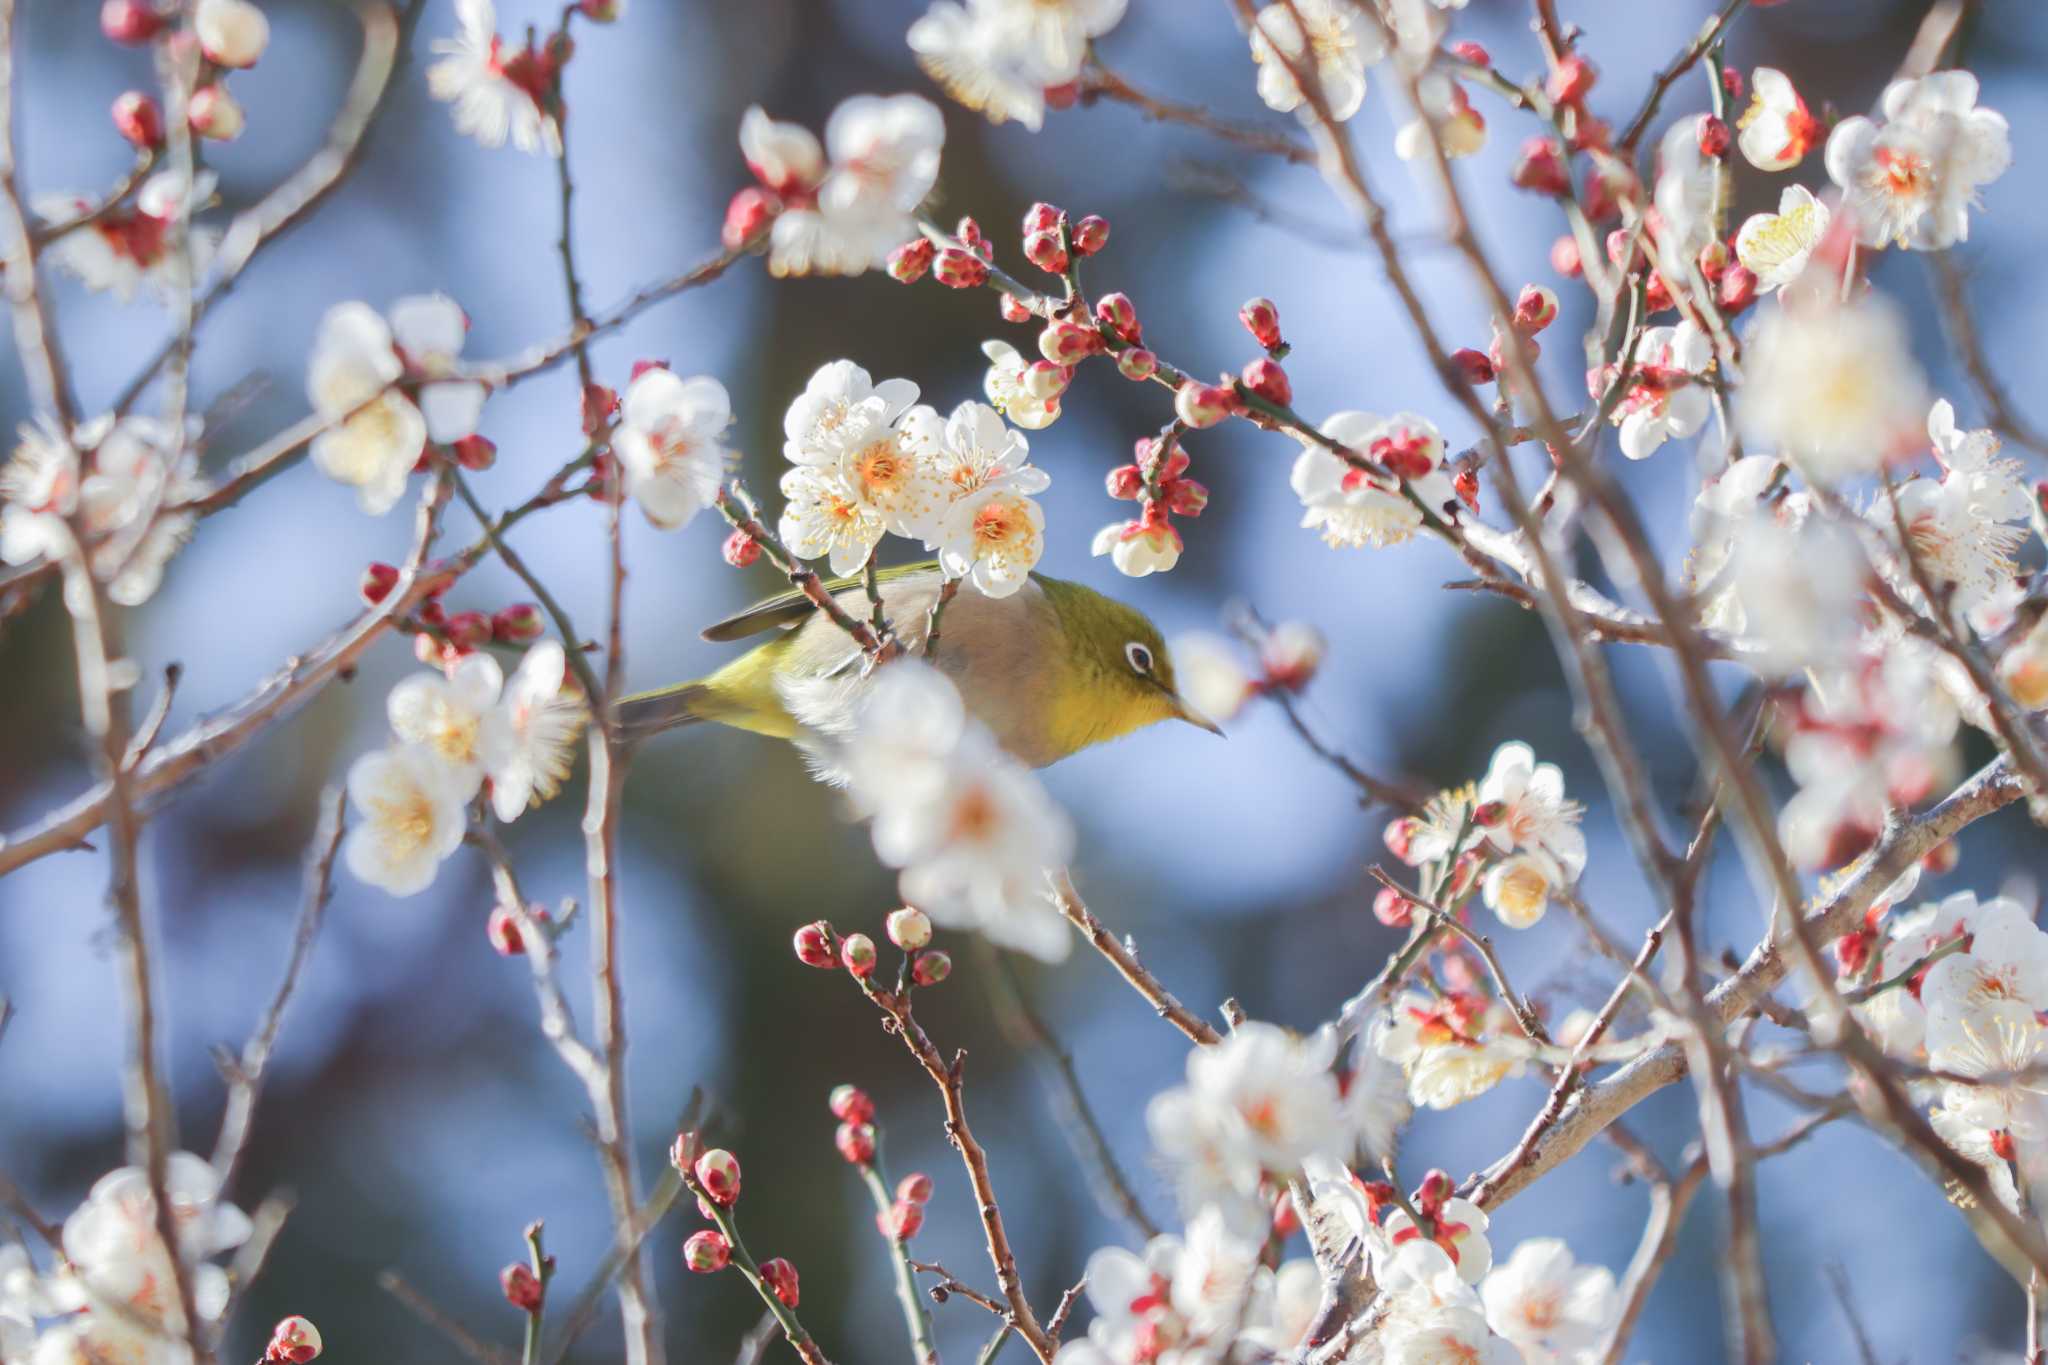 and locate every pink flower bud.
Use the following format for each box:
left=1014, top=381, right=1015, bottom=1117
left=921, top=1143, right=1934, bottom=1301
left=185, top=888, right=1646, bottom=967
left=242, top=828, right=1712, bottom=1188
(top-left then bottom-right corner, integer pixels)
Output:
left=1513, top=284, right=1558, bottom=334
left=1106, top=464, right=1144, bottom=500
left=267, top=1317, right=323, bottom=1364
left=999, top=293, right=1033, bottom=323
left=695, top=1149, right=742, bottom=1205
left=886, top=907, right=932, bottom=950
left=452, top=433, right=497, bottom=470
left=722, top=530, right=762, bottom=569
left=1022, top=202, right=1062, bottom=236
left=1161, top=477, right=1207, bottom=518
left=1023, top=360, right=1070, bottom=400
left=1174, top=380, right=1234, bottom=429
left=1697, top=239, right=1731, bottom=281
left=829, top=1084, right=875, bottom=1124
left=1717, top=265, right=1758, bottom=316
left=1115, top=348, right=1157, bottom=381
left=488, top=903, right=540, bottom=956
left=1450, top=347, right=1496, bottom=385
left=835, top=1121, right=877, bottom=1166
left=1642, top=272, right=1673, bottom=313
left=444, top=610, right=493, bottom=652
left=1094, top=292, right=1141, bottom=342
left=1023, top=229, right=1069, bottom=275
left=897, top=1173, right=933, bottom=1205
left=1070, top=215, right=1110, bottom=255
left=759, top=1258, right=800, bottom=1308
left=887, top=238, right=935, bottom=283
left=1696, top=113, right=1731, bottom=159
left=492, top=604, right=544, bottom=644
left=1239, top=297, right=1283, bottom=350
left=1721, top=67, right=1745, bottom=102
left=1260, top=622, right=1324, bottom=690
left=841, top=932, right=878, bottom=977
left=723, top=187, right=777, bottom=250
left=793, top=921, right=837, bottom=968
left=1038, top=320, right=1102, bottom=366
left=112, top=91, right=163, bottom=149
left=1550, top=235, right=1583, bottom=278
left=934, top=247, right=989, bottom=289
left=1511, top=137, right=1570, bottom=196
left=188, top=85, right=245, bottom=141
left=956, top=216, right=987, bottom=254
left=911, top=951, right=952, bottom=987
left=501, top=1264, right=544, bottom=1313
left=1373, top=887, right=1414, bottom=928
left=670, top=1131, right=701, bottom=1173
left=1416, top=1169, right=1453, bottom=1214
left=100, top=0, right=163, bottom=45
left=683, top=1230, right=730, bottom=1273
left=1545, top=55, right=1597, bottom=105
left=1384, top=817, right=1419, bottom=863
left=1454, top=468, right=1480, bottom=512
left=1240, top=357, right=1292, bottom=406
left=359, top=561, right=400, bottom=606
left=1450, top=40, right=1490, bottom=66
left=878, top=1200, right=925, bottom=1241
